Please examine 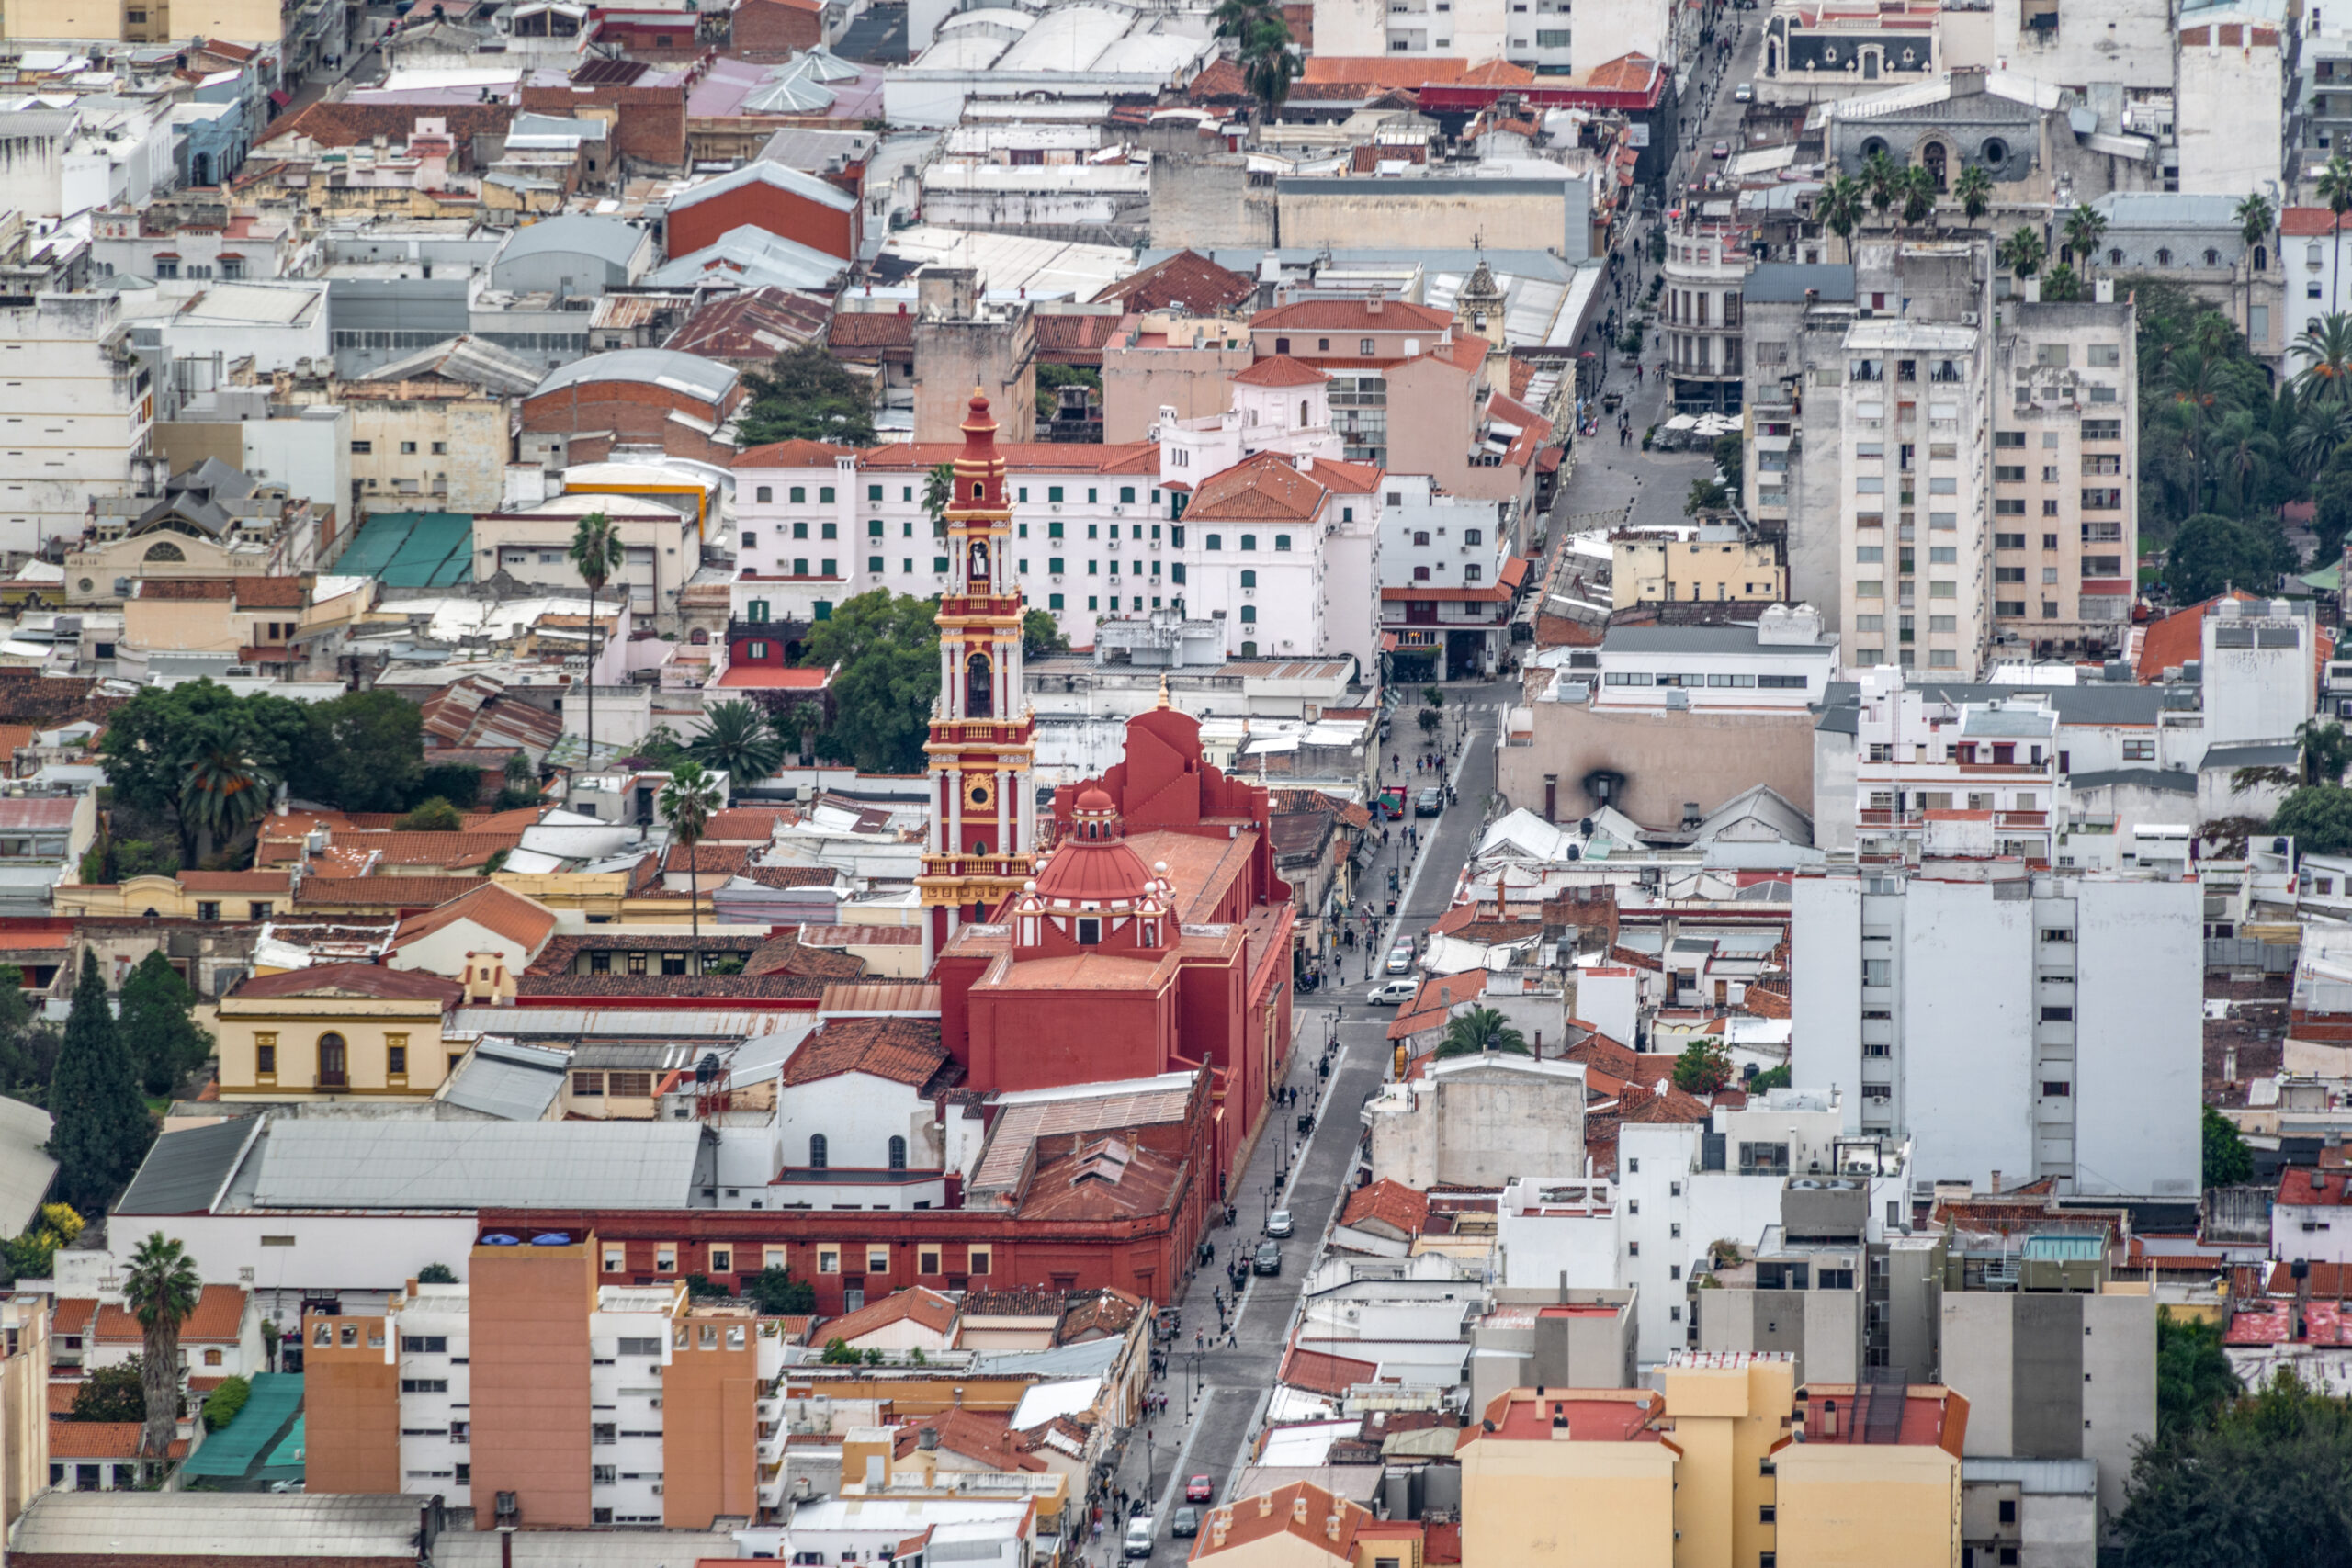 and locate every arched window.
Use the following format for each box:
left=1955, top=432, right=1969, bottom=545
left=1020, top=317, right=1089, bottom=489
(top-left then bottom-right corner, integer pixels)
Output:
left=2204, top=248, right=2221, bottom=267
left=1240, top=570, right=1256, bottom=588
left=1414, top=531, right=1430, bottom=546
left=1240, top=534, right=1257, bottom=550
left=2255, top=244, right=2269, bottom=272
left=144, top=541, right=184, bottom=562
left=317, top=1032, right=347, bottom=1088
left=1921, top=141, right=1947, bottom=191
left=971, top=481, right=983, bottom=499
left=966, top=652, right=993, bottom=719
left=755, top=486, right=773, bottom=502
left=888, top=1136, right=907, bottom=1171
left=2109, top=247, right=2123, bottom=266
left=809, top=1134, right=828, bottom=1169
left=1299, top=400, right=1310, bottom=423
left=689, top=628, right=709, bottom=645
left=2156, top=247, right=2172, bottom=266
